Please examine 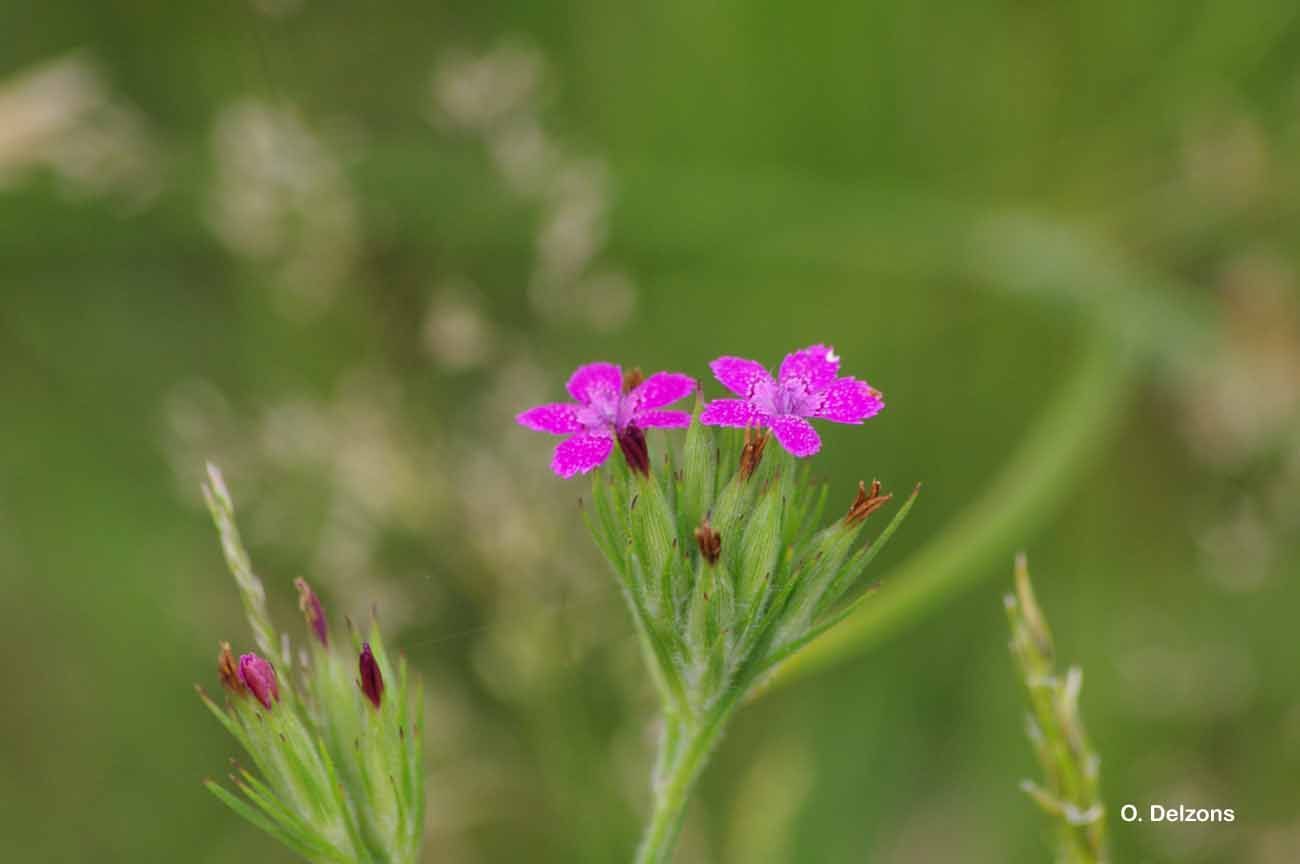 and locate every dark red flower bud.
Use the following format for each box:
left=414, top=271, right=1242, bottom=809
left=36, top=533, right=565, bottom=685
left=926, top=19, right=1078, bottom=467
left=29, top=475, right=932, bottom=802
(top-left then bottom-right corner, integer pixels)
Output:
left=617, top=425, right=651, bottom=477
left=359, top=643, right=384, bottom=709
left=294, top=578, right=328, bottom=647
left=237, top=653, right=279, bottom=709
